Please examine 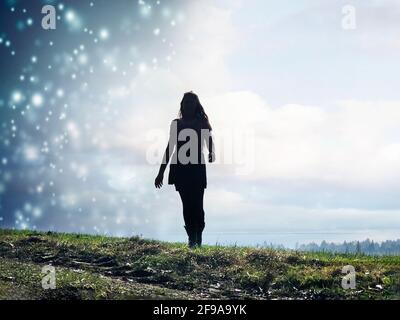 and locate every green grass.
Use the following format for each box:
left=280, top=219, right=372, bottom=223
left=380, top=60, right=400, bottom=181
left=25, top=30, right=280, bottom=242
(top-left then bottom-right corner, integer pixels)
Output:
left=1, top=229, right=400, bottom=300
